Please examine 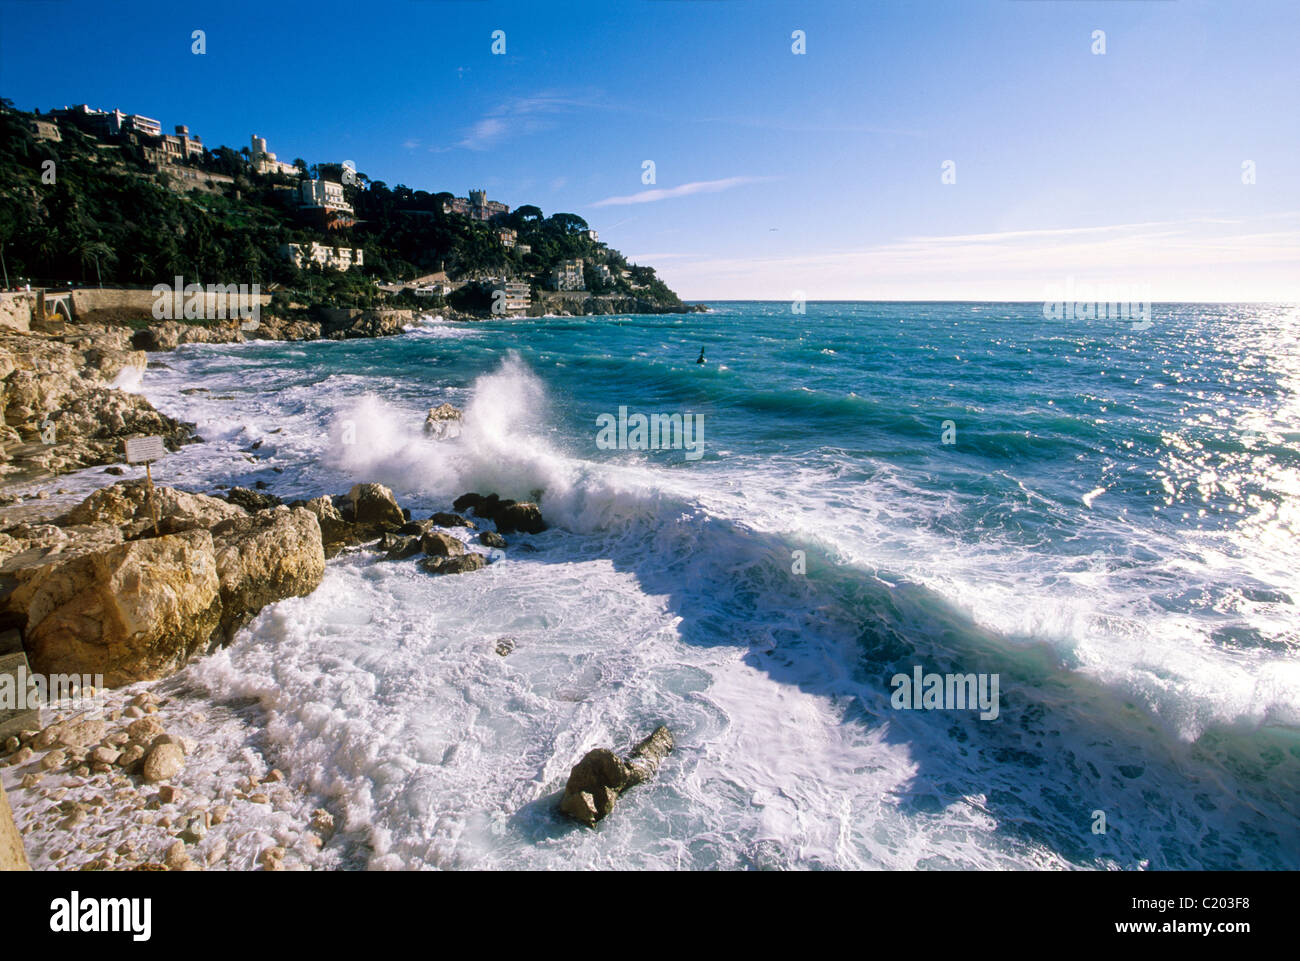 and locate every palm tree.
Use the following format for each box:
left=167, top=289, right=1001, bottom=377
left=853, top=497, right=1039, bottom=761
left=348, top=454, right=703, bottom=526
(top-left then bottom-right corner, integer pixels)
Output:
left=72, top=239, right=114, bottom=286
